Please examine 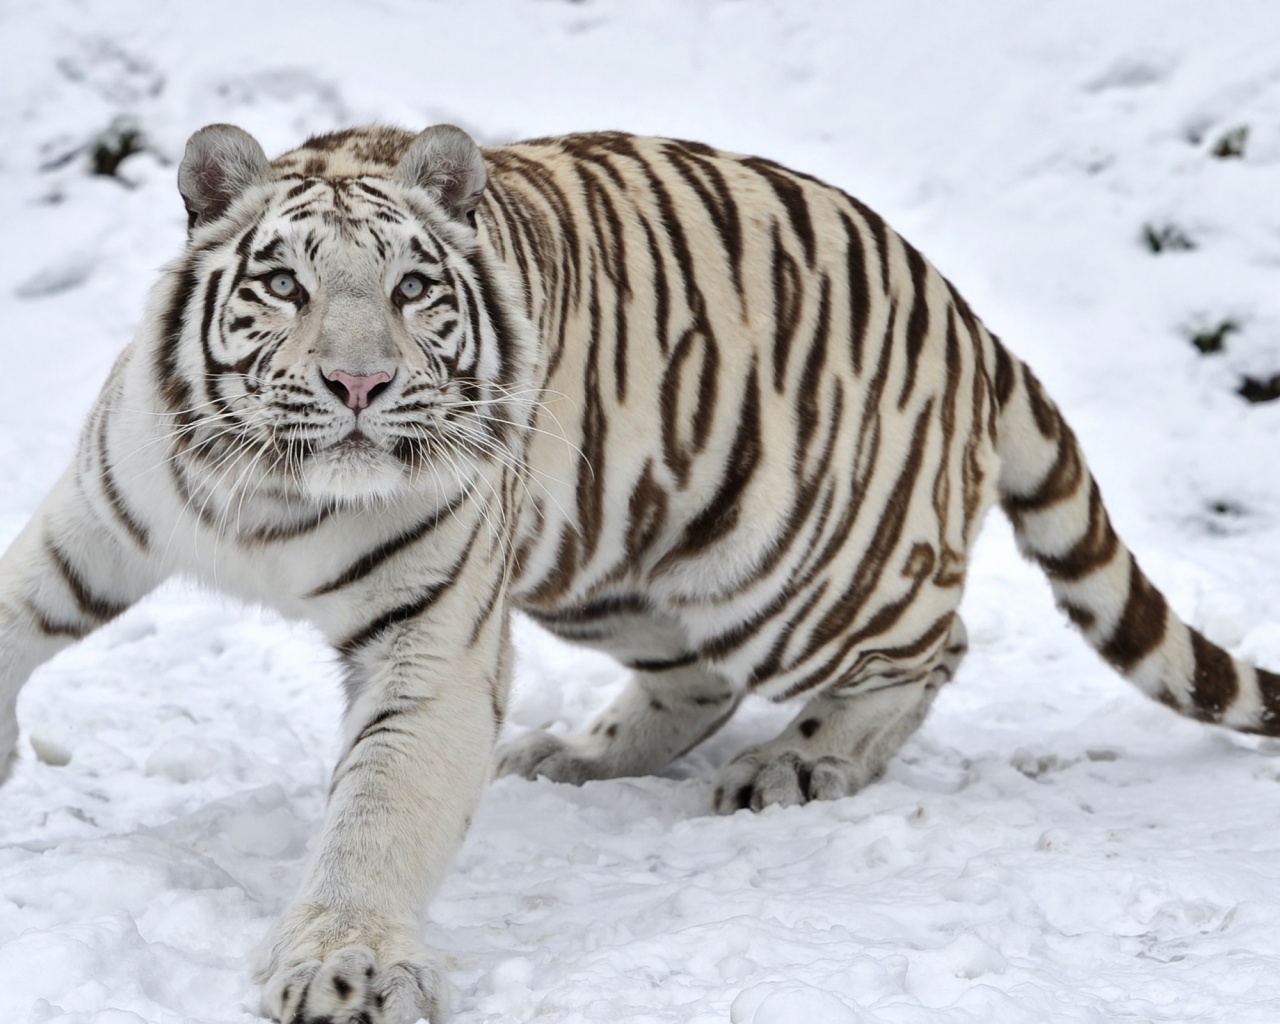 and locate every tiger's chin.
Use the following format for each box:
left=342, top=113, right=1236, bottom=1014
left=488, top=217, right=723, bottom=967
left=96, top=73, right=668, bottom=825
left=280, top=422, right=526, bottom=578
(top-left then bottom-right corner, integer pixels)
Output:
left=301, top=442, right=409, bottom=506
left=297, top=428, right=490, bottom=508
